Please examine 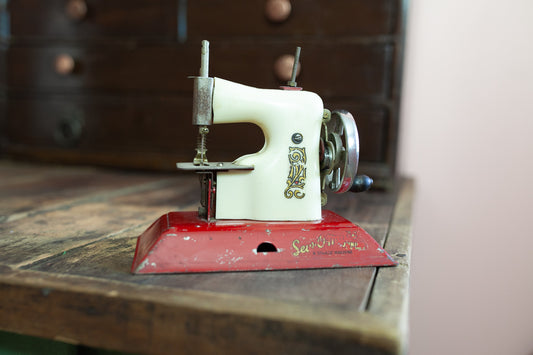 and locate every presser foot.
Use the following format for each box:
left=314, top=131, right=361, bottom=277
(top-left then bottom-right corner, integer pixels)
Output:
left=131, top=210, right=397, bottom=274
